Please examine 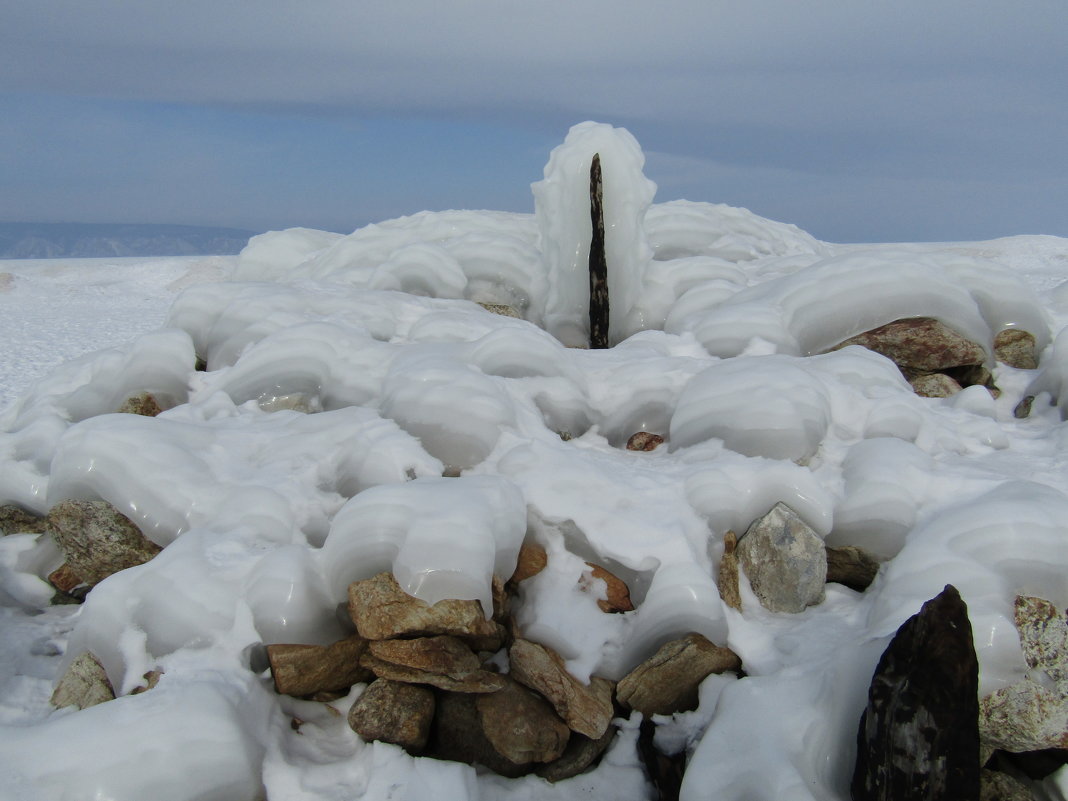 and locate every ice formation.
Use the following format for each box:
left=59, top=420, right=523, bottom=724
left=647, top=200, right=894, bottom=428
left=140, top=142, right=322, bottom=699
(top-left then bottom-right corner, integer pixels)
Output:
left=2, top=122, right=1068, bottom=801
